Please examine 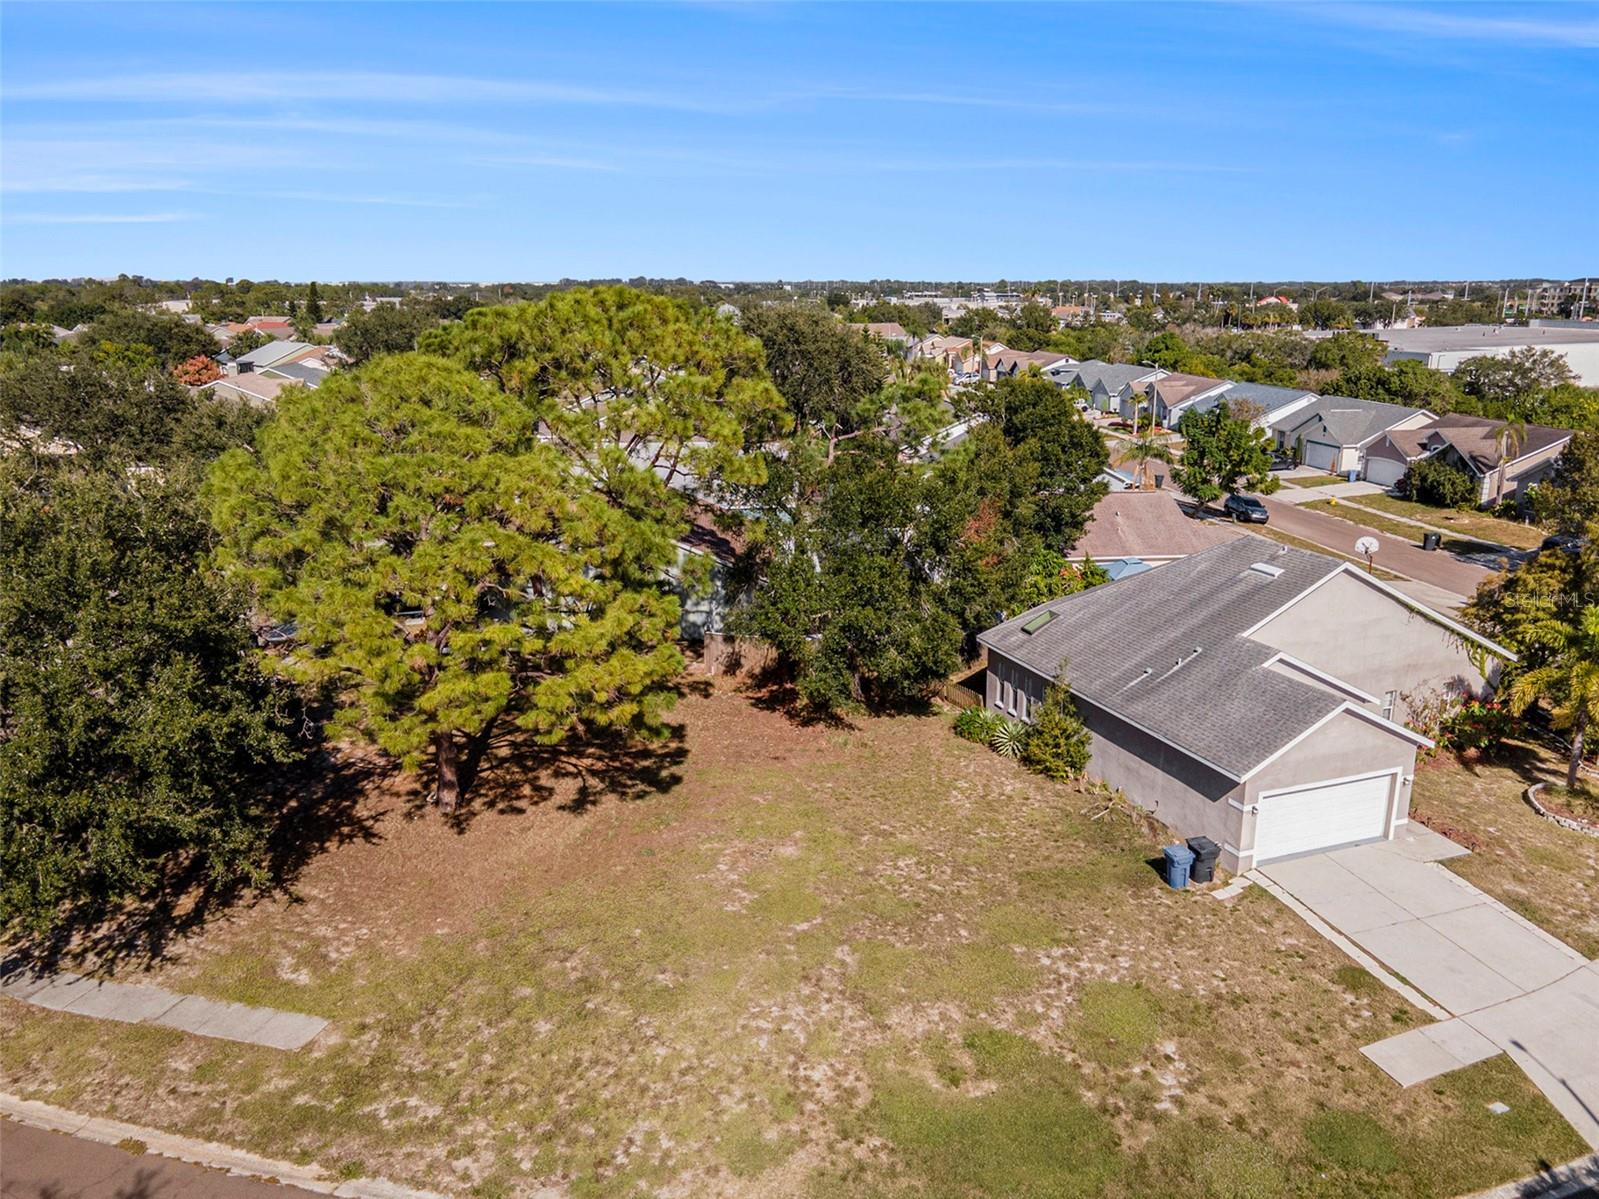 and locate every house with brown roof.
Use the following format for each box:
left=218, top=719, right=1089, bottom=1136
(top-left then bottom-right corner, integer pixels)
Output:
left=981, top=349, right=1075, bottom=382
left=1365, top=414, right=1574, bottom=503
left=1137, top=373, right=1232, bottom=427
left=1067, top=490, right=1245, bottom=580
left=860, top=321, right=911, bottom=344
